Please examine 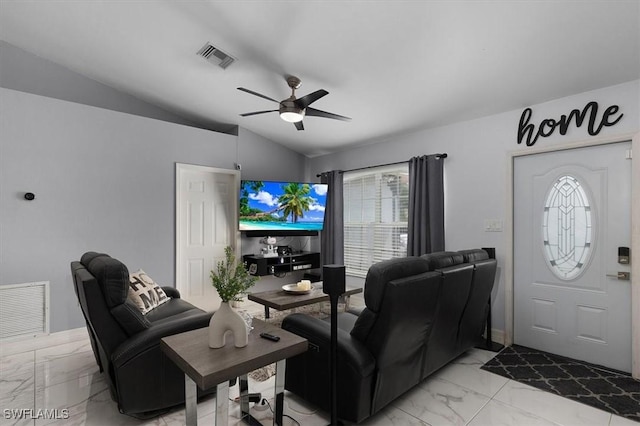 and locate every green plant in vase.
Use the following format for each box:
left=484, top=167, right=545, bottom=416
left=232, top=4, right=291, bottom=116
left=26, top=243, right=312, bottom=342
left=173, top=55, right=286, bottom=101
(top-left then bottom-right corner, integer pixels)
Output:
left=210, top=246, right=257, bottom=303
left=208, top=246, right=258, bottom=348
